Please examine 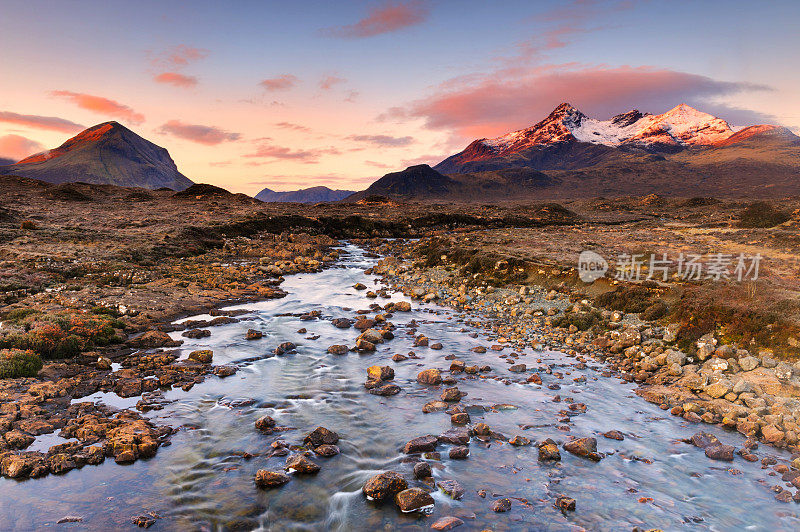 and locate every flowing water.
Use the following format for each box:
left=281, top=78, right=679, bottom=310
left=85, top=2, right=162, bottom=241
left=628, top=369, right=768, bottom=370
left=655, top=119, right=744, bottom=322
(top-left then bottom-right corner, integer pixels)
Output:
left=1, top=244, right=799, bottom=531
